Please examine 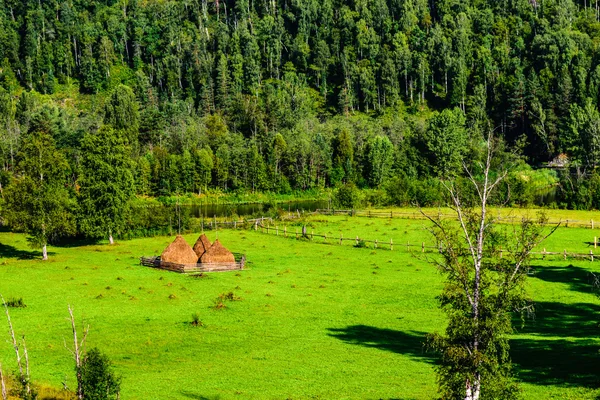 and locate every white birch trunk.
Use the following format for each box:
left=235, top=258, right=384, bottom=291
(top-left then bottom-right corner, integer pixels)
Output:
left=42, top=244, right=48, bottom=260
